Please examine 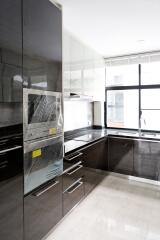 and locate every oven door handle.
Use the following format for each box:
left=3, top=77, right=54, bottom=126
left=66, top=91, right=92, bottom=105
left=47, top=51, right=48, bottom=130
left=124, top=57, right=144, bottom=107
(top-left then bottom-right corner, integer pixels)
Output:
left=0, top=146, right=22, bottom=154
left=33, top=180, right=59, bottom=197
